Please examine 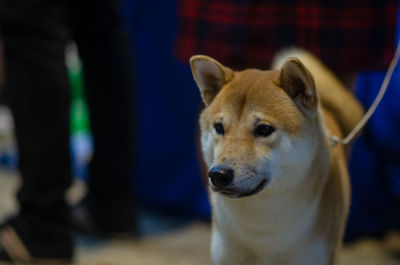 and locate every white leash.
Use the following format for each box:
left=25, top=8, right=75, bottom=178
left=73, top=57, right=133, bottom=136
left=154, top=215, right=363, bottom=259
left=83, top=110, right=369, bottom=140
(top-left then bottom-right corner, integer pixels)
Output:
left=331, top=41, right=400, bottom=147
